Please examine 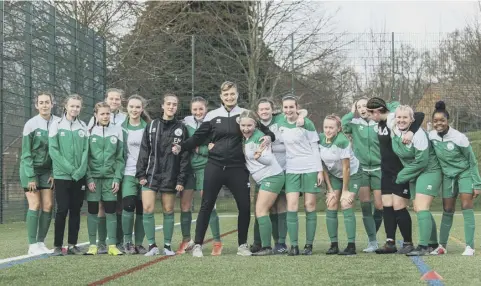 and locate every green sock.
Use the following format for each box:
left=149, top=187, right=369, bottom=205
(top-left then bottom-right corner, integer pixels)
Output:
left=116, top=213, right=123, bottom=245
left=37, top=211, right=52, bottom=243
left=253, top=218, right=261, bottom=245
left=143, top=212, right=156, bottom=245
left=361, top=202, right=377, bottom=242
left=326, top=209, right=338, bottom=243
left=257, top=215, right=272, bottom=248
left=277, top=212, right=287, bottom=244
left=163, top=212, right=175, bottom=245
left=106, top=213, right=117, bottom=245
left=373, top=208, right=383, bottom=232
left=270, top=213, right=279, bottom=243
left=87, top=213, right=99, bottom=245
left=26, top=209, right=39, bottom=244
left=209, top=209, right=221, bottom=242
left=429, top=213, right=438, bottom=245
left=439, top=211, right=454, bottom=246
left=305, top=211, right=317, bottom=245
left=463, top=209, right=475, bottom=248
left=122, top=210, right=134, bottom=243
left=416, top=210, right=432, bottom=246
left=286, top=211, right=298, bottom=246
left=98, top=217, right=107, bottom=246
left=343, top=208, right=356, bottom=243
left=134, top=214, right=145, bottom=245
left=180, top=211, right=192, bottom=241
